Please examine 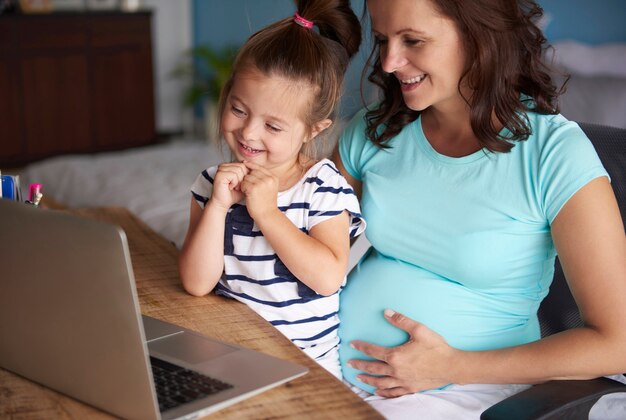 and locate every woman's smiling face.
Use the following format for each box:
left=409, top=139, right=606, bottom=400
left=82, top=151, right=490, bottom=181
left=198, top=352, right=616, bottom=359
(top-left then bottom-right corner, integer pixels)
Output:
left=367, top=0, right=468, bottom=114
